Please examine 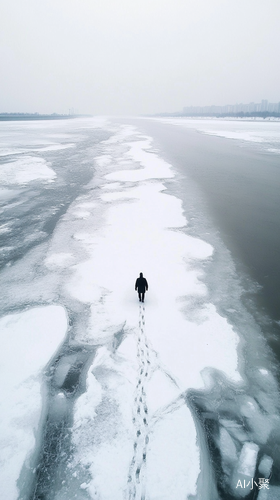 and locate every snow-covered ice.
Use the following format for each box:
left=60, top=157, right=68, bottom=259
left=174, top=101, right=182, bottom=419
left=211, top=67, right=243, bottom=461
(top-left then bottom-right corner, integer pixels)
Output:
left=54, top=124, right=243, bottom=498
left=0, top=306, right=67, bottom=499
left=1, top=156, right=56, bottom=184
left=1, top=118, right=280, bottom=499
